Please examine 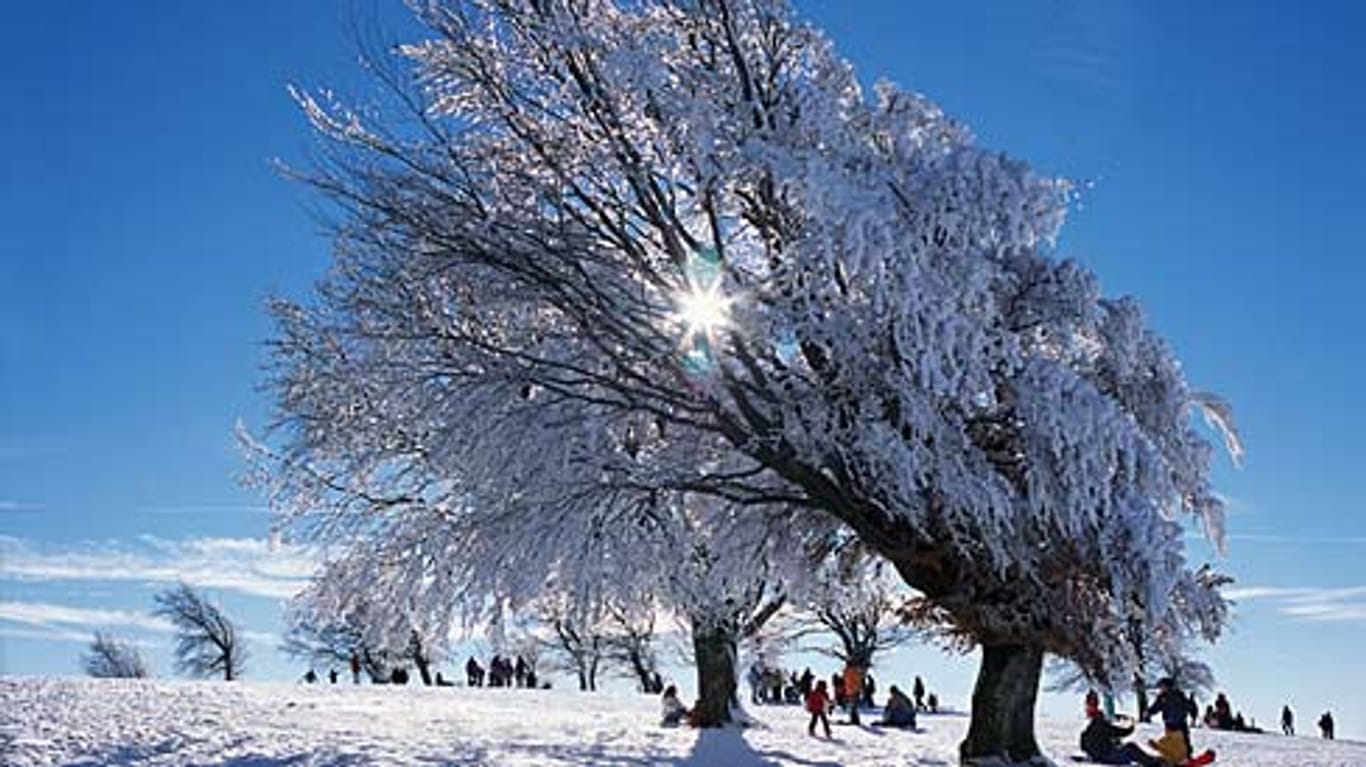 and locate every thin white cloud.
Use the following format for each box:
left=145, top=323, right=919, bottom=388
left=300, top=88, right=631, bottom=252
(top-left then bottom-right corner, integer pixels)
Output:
left=0, top=600, right=174, bottom=634
left=242, top=630, right=281, bottom=646
left=0, top=625, right=96, bottom=644
left=135, top=503, right=270, bottom=516
left=0, top=535, right=317, bottom=600
left=0, top=500, right=42, bottom=512
left=1225, top=585, right=1366, bottom=623
left=1227, top=533, right=1366, bottom=545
